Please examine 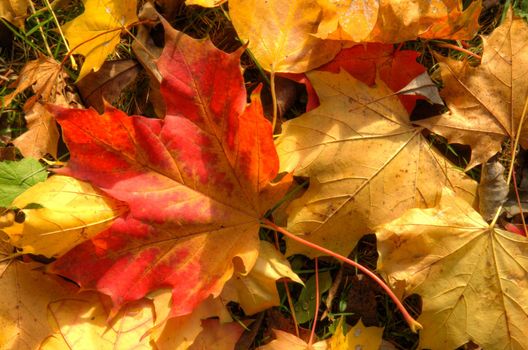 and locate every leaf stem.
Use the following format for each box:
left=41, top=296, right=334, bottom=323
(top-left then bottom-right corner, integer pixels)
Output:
left=270, top=69, right=278, bottom=133
left=308, top=257, right=319, bottom=346
left=260, top=218, right=423, bottom=333
left=435, top=42, right=482, bottom=60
